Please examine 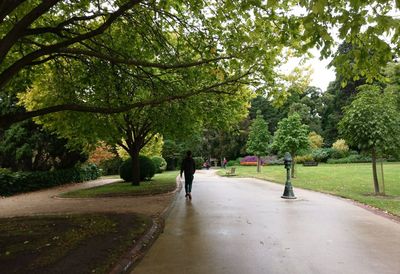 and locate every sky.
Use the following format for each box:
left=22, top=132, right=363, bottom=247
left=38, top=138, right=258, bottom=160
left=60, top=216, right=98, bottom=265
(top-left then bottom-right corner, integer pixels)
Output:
left=307, top=51, right=336, bottom=91
left=283, top=48, right=336, bottom=92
